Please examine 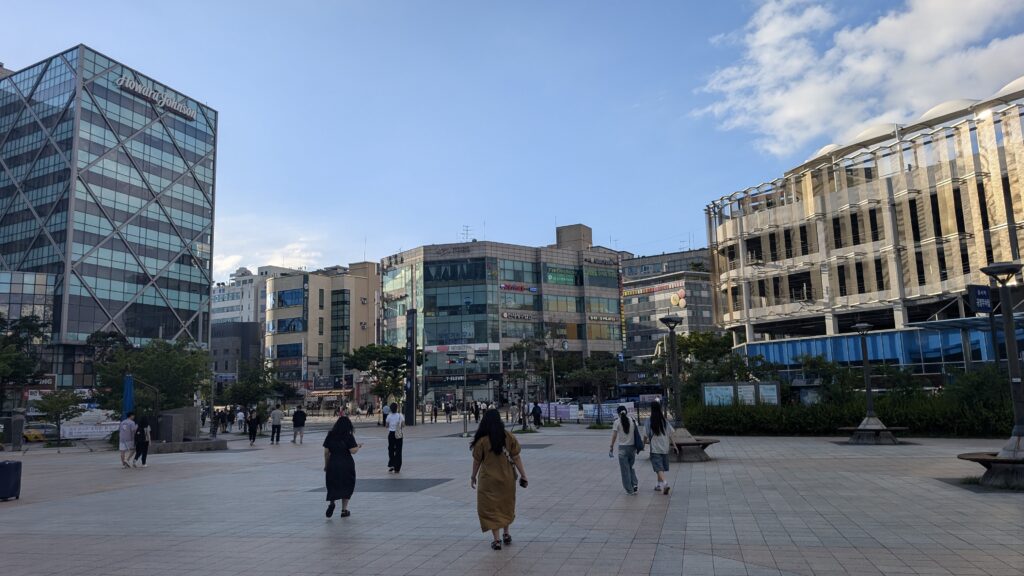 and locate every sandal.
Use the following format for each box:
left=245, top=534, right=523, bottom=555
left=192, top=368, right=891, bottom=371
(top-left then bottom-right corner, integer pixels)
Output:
left=340, top=509, right=351, bottom=517
left=502, top=533, right=512, bottom=545
left=490, top=540, right=502, bottom=551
